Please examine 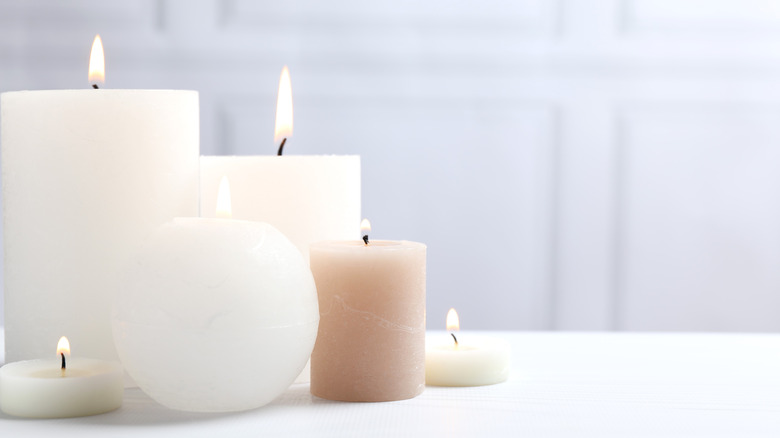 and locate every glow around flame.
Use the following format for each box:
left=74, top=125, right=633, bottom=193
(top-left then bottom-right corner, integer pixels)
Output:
left=446, top=308, right=460, bottom=332
left=88, top=34, right=105, bottom=87
left=57, top=336, right=71, bottom=357
left=360, top=218, right=371, bottom=235
left=216, top=176, right=232, bottom=219
left=274, top=65, right=293, bottom=144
